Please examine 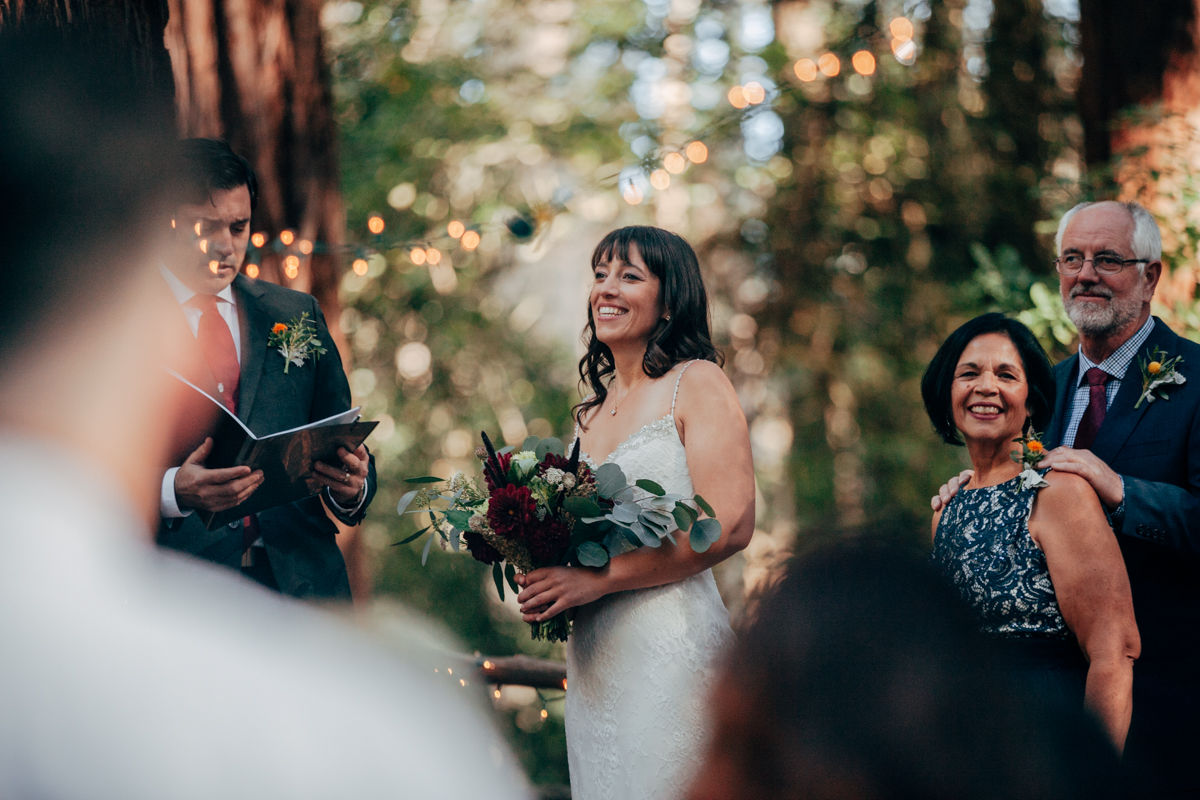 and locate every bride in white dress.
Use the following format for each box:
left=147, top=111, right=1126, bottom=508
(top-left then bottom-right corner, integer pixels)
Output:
left=514, top=226, right=756, bottom=800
